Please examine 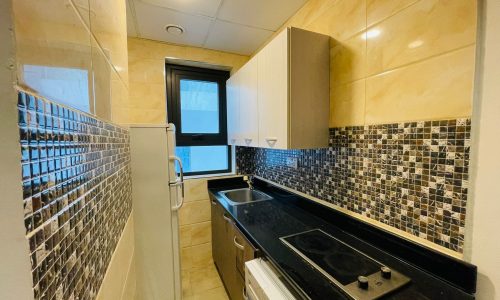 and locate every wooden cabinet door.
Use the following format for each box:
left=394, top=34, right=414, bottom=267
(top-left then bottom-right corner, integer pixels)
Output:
left=233, top=225, right=259, bottom=279
left=258, top=28, right=289, bottom=149
left=239, top=56, right=259, bottom=147
left=226, top=75, right=240, bottom=145
left=221, top=211, right=240, bottom=300
left=210, top=198, right=224, bottom=271
left=211, top=201, right=260, bottom=300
